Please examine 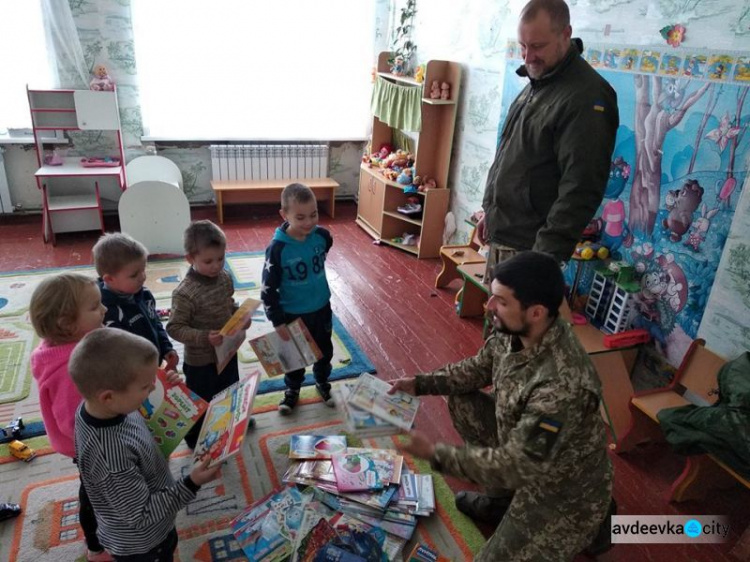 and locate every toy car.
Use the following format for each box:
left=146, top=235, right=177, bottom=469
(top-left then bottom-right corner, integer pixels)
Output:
left=0, top=417, right=25, bottom=443
left=9, top=440, right=36, bottom=462
left=574, top=241, right=609, bottom=261
left=0, top=502, right=21, bottom=522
